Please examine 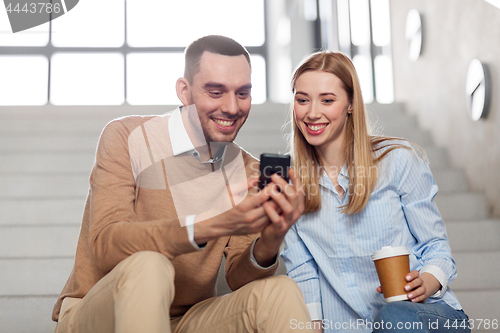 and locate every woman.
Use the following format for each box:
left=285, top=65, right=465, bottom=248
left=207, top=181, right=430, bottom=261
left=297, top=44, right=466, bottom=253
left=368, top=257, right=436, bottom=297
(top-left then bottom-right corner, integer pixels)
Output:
left=281, top=51, right=470, bottom=333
